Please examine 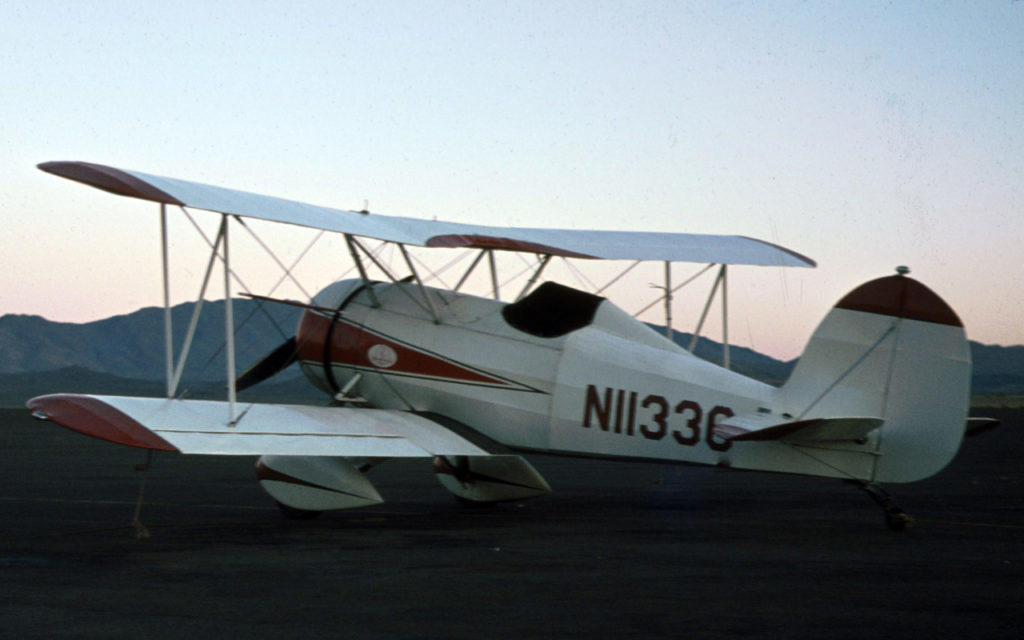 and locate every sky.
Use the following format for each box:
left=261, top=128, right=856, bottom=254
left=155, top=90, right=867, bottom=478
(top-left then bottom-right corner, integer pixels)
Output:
left=1, top=1, right=1022, bottom=361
